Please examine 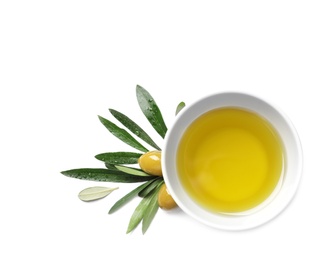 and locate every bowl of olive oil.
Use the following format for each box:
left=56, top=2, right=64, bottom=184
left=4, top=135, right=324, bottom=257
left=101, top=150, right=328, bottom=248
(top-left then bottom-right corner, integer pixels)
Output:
left=163, top=92, right=302, bottom=230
